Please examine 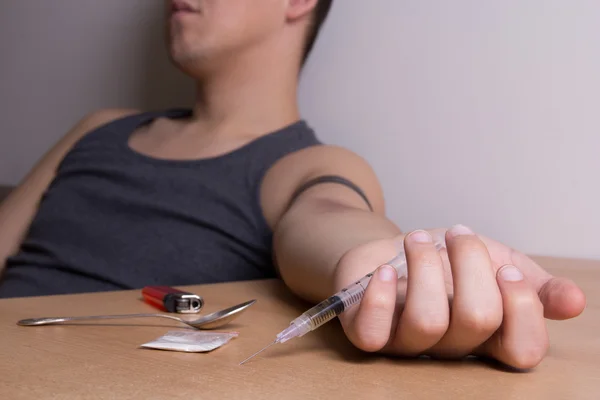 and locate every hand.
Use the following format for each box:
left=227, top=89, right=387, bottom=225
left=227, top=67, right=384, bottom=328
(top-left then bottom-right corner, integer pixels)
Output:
left=333, top=225, right=586, bottom=369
